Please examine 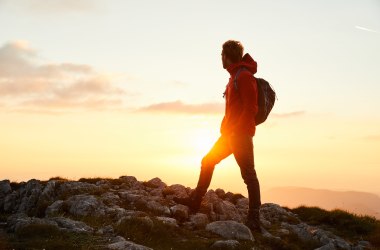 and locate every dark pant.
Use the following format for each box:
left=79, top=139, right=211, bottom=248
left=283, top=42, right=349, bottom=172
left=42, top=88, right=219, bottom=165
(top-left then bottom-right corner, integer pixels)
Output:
left=195, top=133, right=261, bottom=211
